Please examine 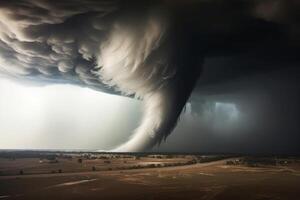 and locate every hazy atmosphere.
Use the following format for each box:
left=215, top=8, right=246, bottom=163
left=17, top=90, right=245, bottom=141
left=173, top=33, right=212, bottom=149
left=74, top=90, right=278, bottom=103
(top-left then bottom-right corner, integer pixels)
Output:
left=1, top=65, right=299, bottom=154
left=0, top=78, right=142, bottom=150
left=0, top=0, right=299, bottom=153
